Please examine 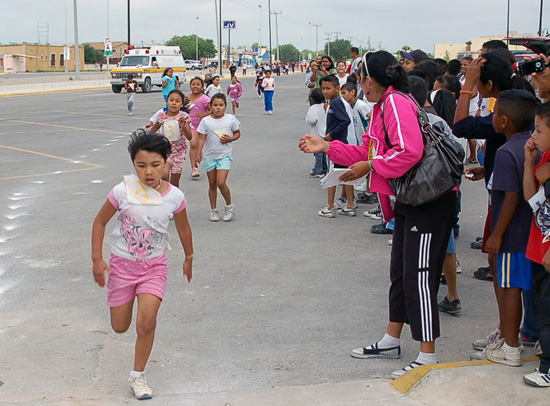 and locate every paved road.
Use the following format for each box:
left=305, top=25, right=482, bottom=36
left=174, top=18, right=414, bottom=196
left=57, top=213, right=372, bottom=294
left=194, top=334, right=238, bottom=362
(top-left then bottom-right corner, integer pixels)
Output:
left=0, top=74, right=508, bottom=404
